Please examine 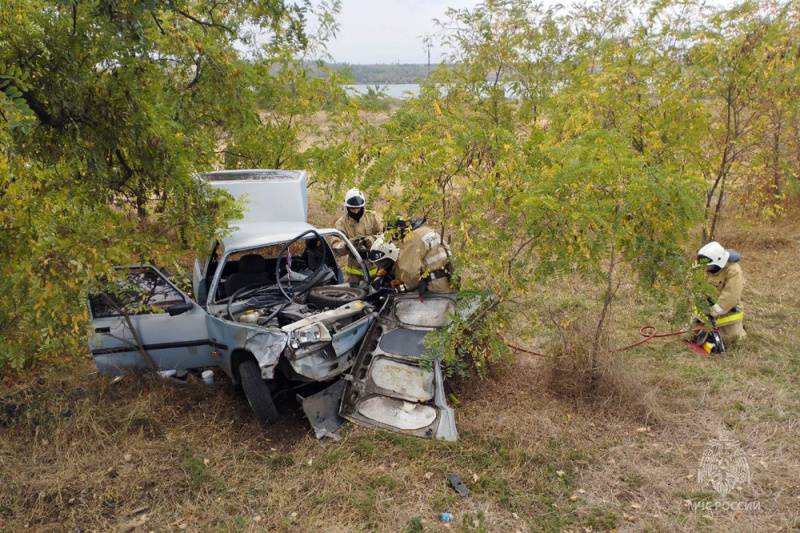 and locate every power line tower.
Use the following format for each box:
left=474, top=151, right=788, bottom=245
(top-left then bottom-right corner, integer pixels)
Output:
left=426, top=43, right=432, bottom=76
